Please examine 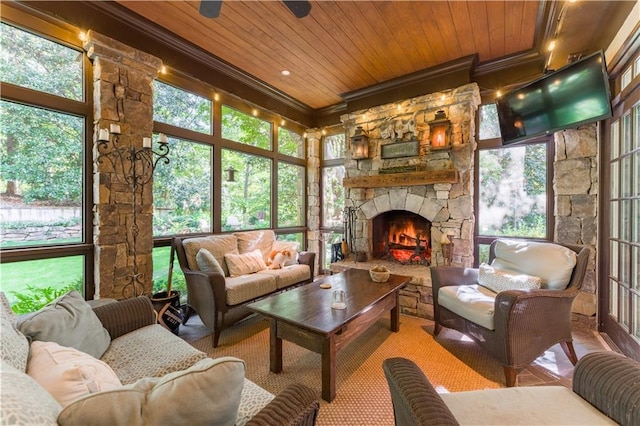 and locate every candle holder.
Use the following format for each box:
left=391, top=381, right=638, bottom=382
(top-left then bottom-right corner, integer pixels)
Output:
left=95, top=127, right=170, bottom=298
